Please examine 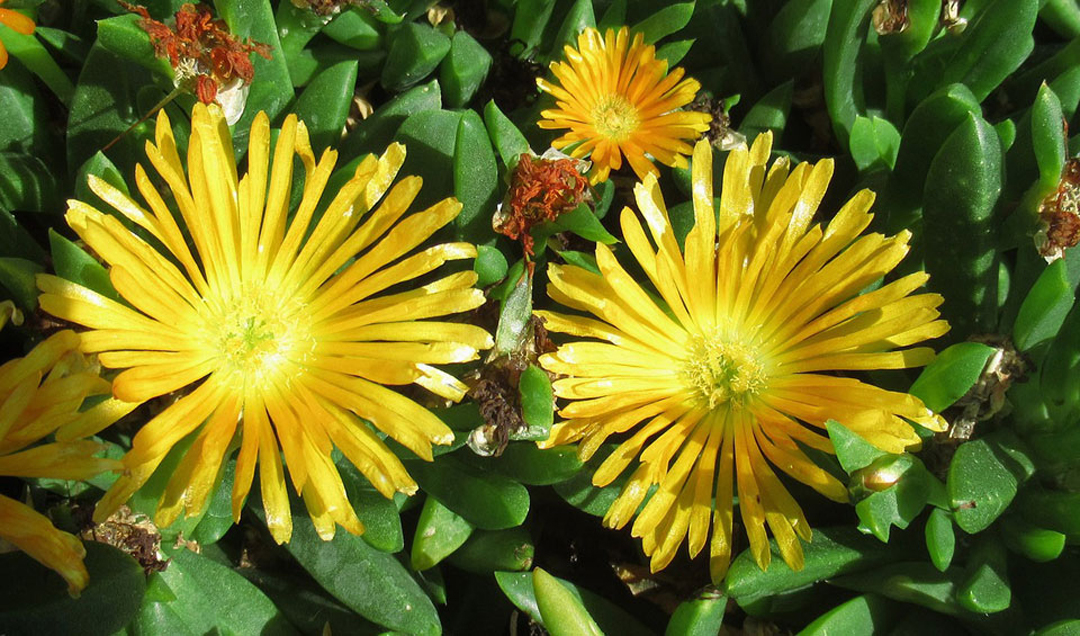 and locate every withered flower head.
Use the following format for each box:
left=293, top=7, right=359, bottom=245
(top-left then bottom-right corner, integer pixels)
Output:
left=1036, top=157, right=1080, bottom=263
left=289, top=0, right=376, bottom=18
left=494, top=150, right=591, bottom=258
left=122, top=2, right=271, bottom=110
left=872, top=0, right=909, bottom=35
